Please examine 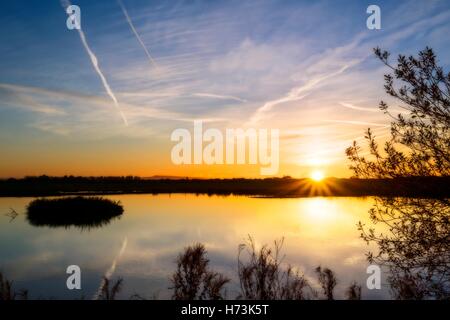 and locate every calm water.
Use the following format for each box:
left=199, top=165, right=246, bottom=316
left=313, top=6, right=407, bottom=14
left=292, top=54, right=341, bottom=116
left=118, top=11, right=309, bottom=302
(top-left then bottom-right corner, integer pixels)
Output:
left=0, top=194, right=390, bottom=299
